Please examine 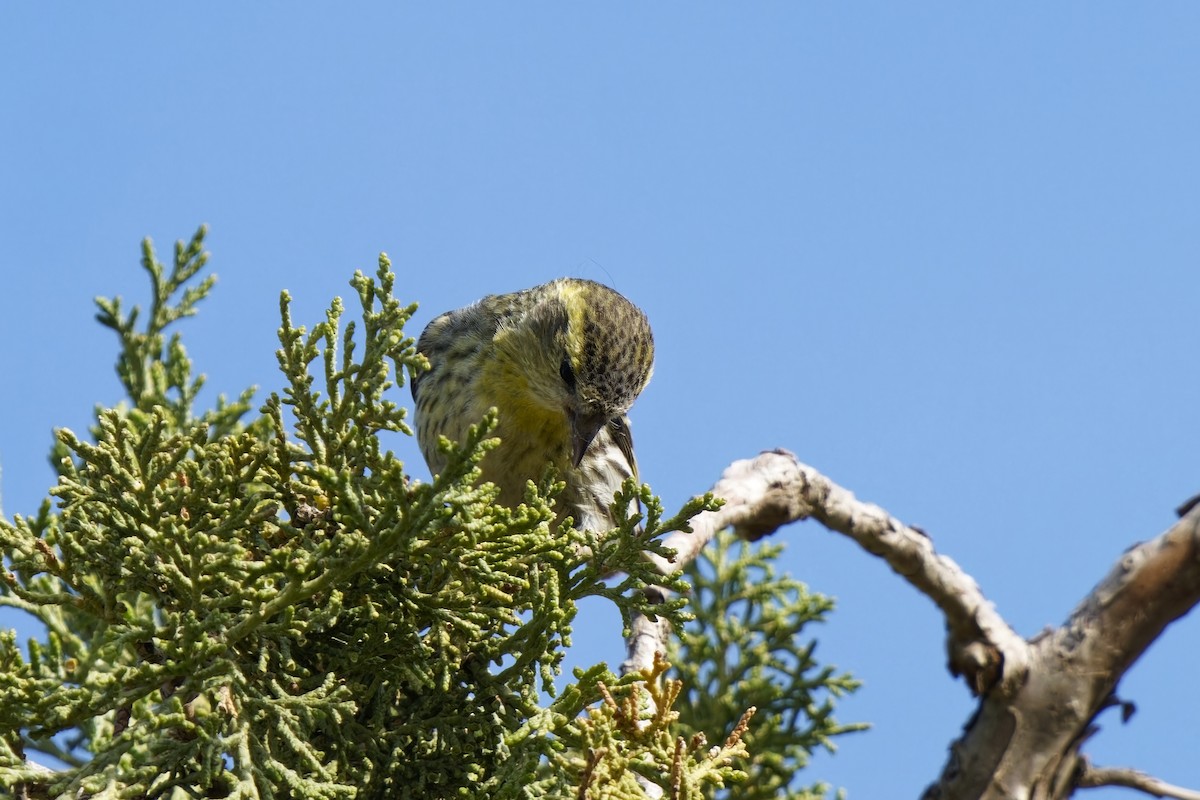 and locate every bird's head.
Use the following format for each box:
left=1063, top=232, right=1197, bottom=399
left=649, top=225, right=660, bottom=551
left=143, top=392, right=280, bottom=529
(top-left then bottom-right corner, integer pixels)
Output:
left=522, top=279, right=654, bottom=466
